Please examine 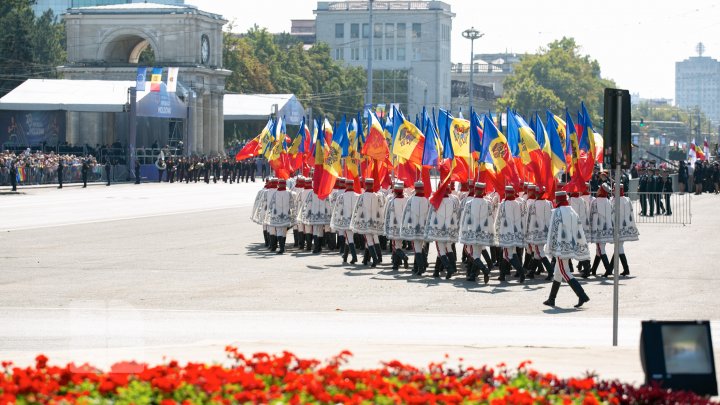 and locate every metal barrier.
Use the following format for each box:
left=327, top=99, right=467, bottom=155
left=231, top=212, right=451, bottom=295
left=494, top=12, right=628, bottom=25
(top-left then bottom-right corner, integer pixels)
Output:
left=627, top=192, right=691, bottom=225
